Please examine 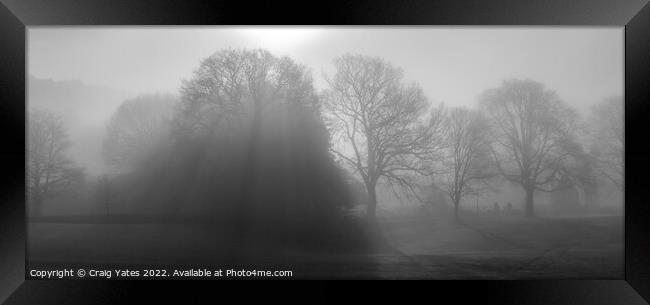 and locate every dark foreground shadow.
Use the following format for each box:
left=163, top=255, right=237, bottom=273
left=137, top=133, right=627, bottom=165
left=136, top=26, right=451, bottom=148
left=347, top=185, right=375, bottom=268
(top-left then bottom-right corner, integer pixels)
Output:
left=27, top=215, right=389, bottom=279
